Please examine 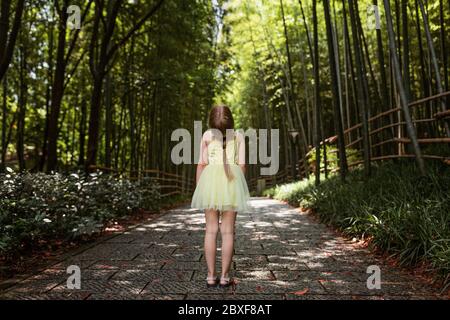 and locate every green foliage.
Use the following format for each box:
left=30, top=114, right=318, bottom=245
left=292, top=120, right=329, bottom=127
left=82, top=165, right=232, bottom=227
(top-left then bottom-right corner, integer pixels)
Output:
left=307, top=145, right=362, bottom=172
left=0, top=169, right=160, bottom=256
left=265, top=161, right=450, bottom=288
left=1, top=0, right=219, bottom=172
